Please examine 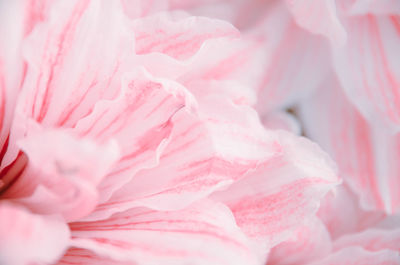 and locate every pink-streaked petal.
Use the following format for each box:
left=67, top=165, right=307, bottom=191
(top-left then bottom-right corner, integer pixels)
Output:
left=333, top=15, right=400, bottom=130
left=252, top=0, right=331, bottom=114
left=267, top=217, right=332, bottom=265
left=58, top=248, right=133, bottom=265
left=333, top=228, right=400, bottom=253
left=337, top=0, right=400, bottom=16
left=2, top=0, right=131, bottom=171
left=74, top=67, right=196, bottom=204
left=18, top=0, right=132, bottom=127
left=310, top=247, right=400, bottom=265
left=120, top=0, right=168, bottom=18
left=261, top=111, right=301, bottom=135
left=318, top=184, right=385, bottom=239
left=299, top=76, right=400, bottom=213
left=285, top=0, right=347, bottom=45
left=211, top=130, right=339, bottom=251
left=69, top=200, right=259, bottom=265
left=134, top=29, right=267, bottom=96
left=85, top=89, right=281, bottom=221
left=3, top=129, right=119, bottom=222
left=132, top=12, right=240, bottom=60
left=0, top=203, right=70, bottom=265
left=165, top=0, right=331, bottom=113
left=0, top=0, right=36, bottom=169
